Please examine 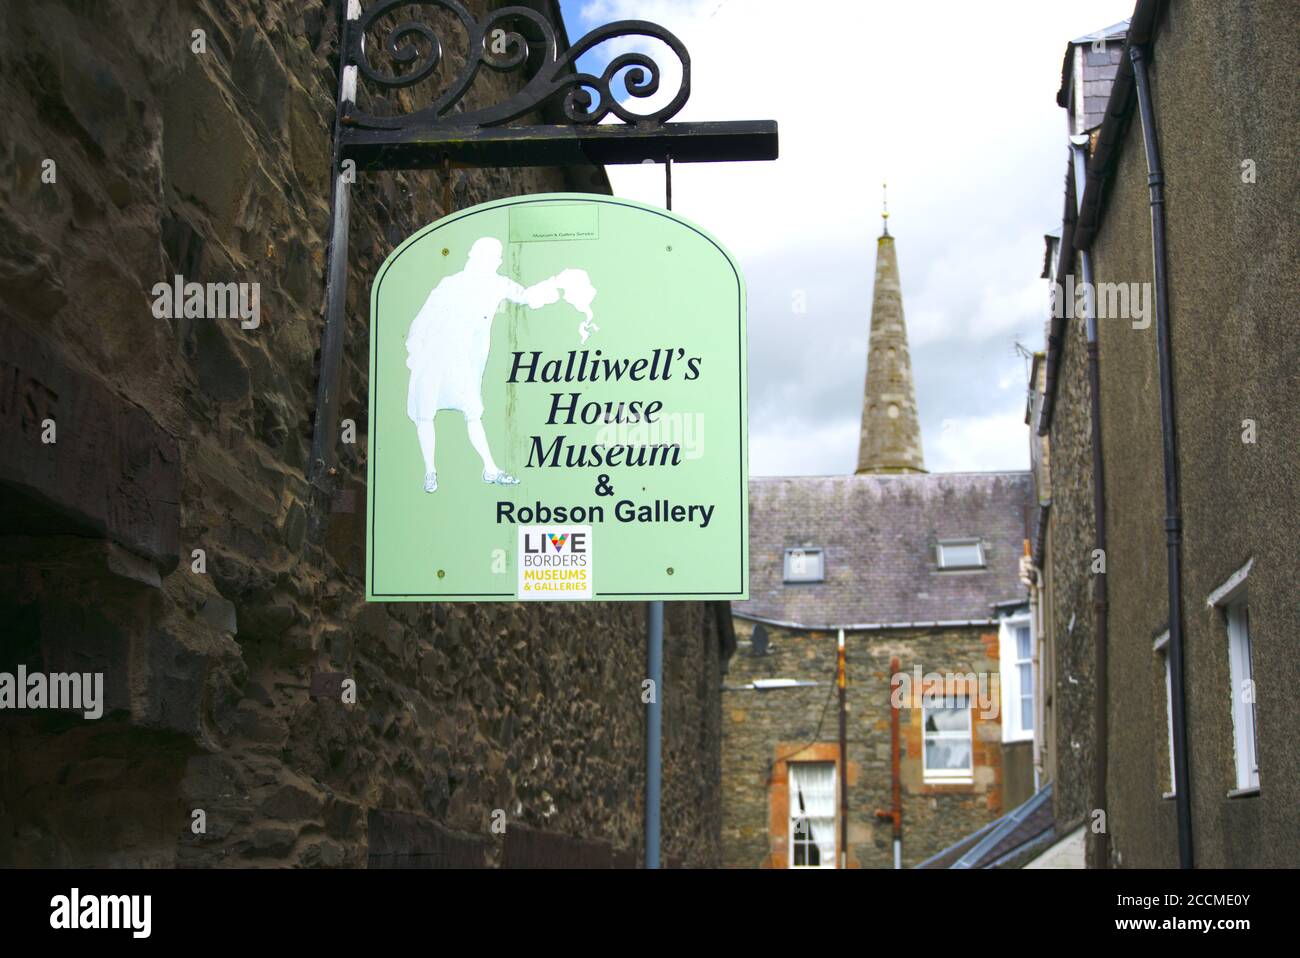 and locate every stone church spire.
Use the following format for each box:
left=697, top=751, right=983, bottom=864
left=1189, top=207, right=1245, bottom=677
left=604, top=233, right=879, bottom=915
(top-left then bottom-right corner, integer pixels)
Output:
left=855, top=186, right=926, bottom=474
